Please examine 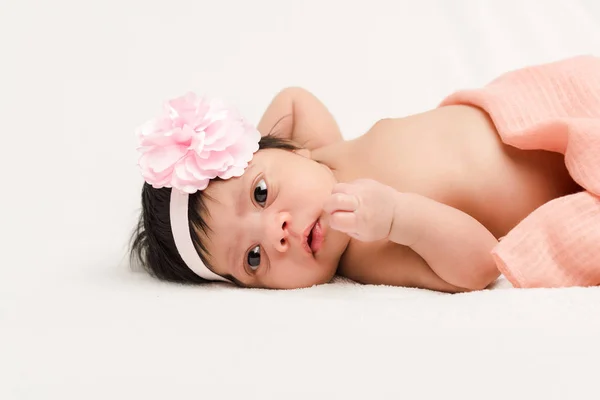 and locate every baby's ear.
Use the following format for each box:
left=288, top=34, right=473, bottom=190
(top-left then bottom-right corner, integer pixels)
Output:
left=294, top=148, right=312, bottom=159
